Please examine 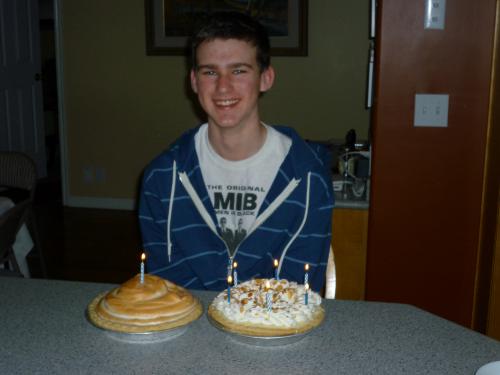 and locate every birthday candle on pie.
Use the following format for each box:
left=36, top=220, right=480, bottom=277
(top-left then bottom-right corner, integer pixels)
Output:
left=273, top=259, right=279, bottom=280
left=140, top=252, right=146, bottom=284
left=304, top=282, right=309, bottom=305
left=227, top=275, right=233, bottom=303
left=304, top=263, right=309, bottom=285
left=266, top=280, right=272, bottom=312
left=233, top=261, right=238, bottom=286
